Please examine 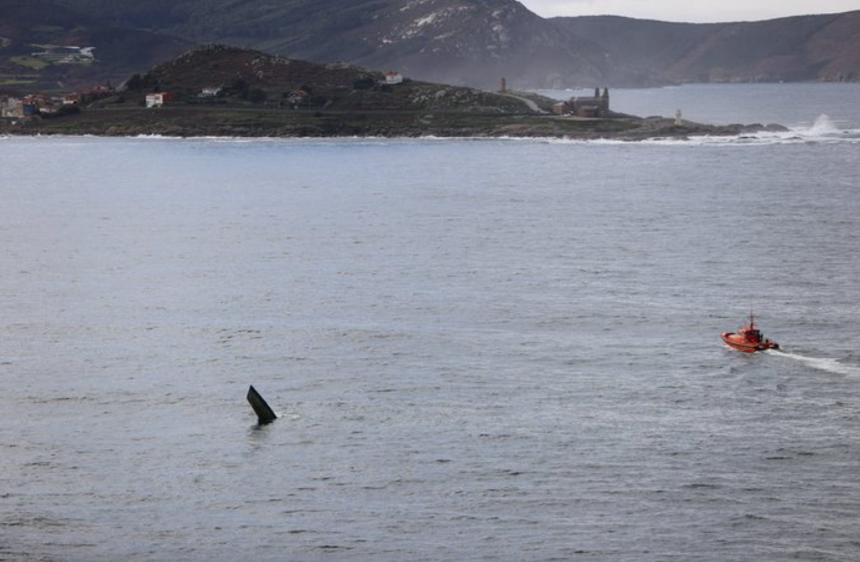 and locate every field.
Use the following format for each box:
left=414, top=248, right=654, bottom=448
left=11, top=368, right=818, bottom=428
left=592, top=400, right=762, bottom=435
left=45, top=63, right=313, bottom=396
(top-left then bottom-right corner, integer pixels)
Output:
left=10, top=56, right=50, bottom=70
